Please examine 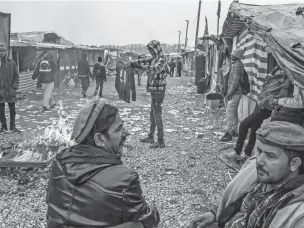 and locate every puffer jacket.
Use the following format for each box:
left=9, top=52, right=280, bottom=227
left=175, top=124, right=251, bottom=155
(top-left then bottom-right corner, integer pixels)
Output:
left=227, top=60, right=244, bottom=97
left=46, top=144, right=160, bottom=228
left=0, top=58, right=19, bottom=103
left=78, top=58, right=93, bottom=78
left=32, top=58, right=57, bottom=84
